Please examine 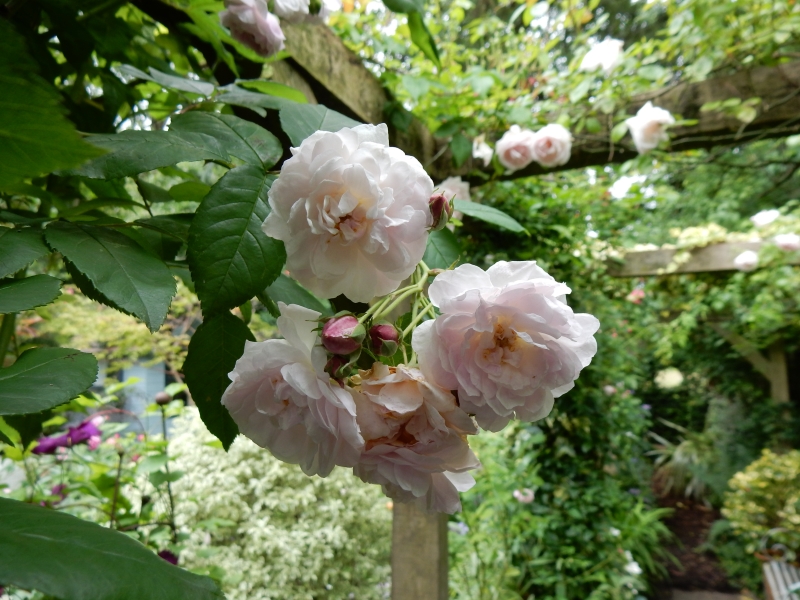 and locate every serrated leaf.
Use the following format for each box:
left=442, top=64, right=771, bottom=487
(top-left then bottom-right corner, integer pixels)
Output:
left=45, top=222, right=176, bottom=331
left=0, top=348, right=97, bottom=416
left=0, top=21, right=104, bottom=187
left=170, top=112, right=282, bottom=169
left=0, top=497, right=225, bottom=600
left=454, top=200, right=528, bottom=234
left=407, top=12, right=441, bottom=68
left=74, top=130, right=229, bottom=179
left=422, top=228, right=460, bottom=269
left=279, top=104, right=361, bottom=147
left=0, top=275, right=62, bottom=313
left=0, top=227, right=49, bottom=278
left=188, top=166, right=285, bottom=316
left=263, top=274, right=331, bottom=316
left=183, top=312, right=254, bottom=449
left=135, top=214, right=194, bottom=242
